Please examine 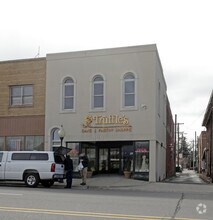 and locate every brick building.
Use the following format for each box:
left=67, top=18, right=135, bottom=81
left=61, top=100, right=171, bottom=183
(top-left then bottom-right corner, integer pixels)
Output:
left=202, top=90, right=213, bottom=182
left=198, top=131, right=207, bottom=173
left=166, top=97, right=175, bottom=178
left=0, top=58, right=46, bottom=151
